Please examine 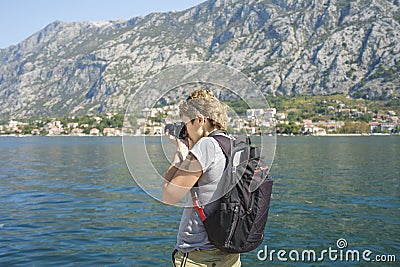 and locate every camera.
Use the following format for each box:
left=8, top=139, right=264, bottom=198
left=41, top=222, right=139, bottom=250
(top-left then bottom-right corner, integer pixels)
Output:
left=164, top=122, right=187, bottom=139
